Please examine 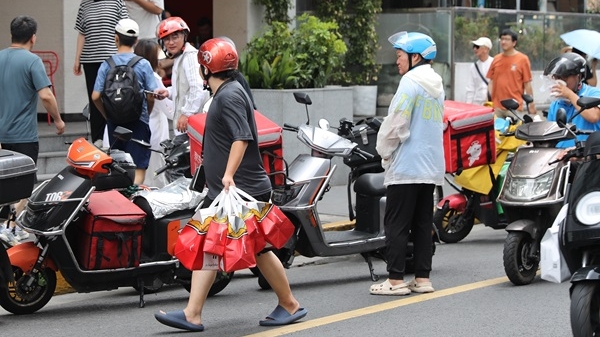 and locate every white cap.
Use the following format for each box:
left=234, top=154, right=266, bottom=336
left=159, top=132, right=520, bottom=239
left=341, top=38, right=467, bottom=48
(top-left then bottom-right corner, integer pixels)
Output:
left=116, top=19, right=139, bottom=37
left=471, top=37, right=492, bottom=49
